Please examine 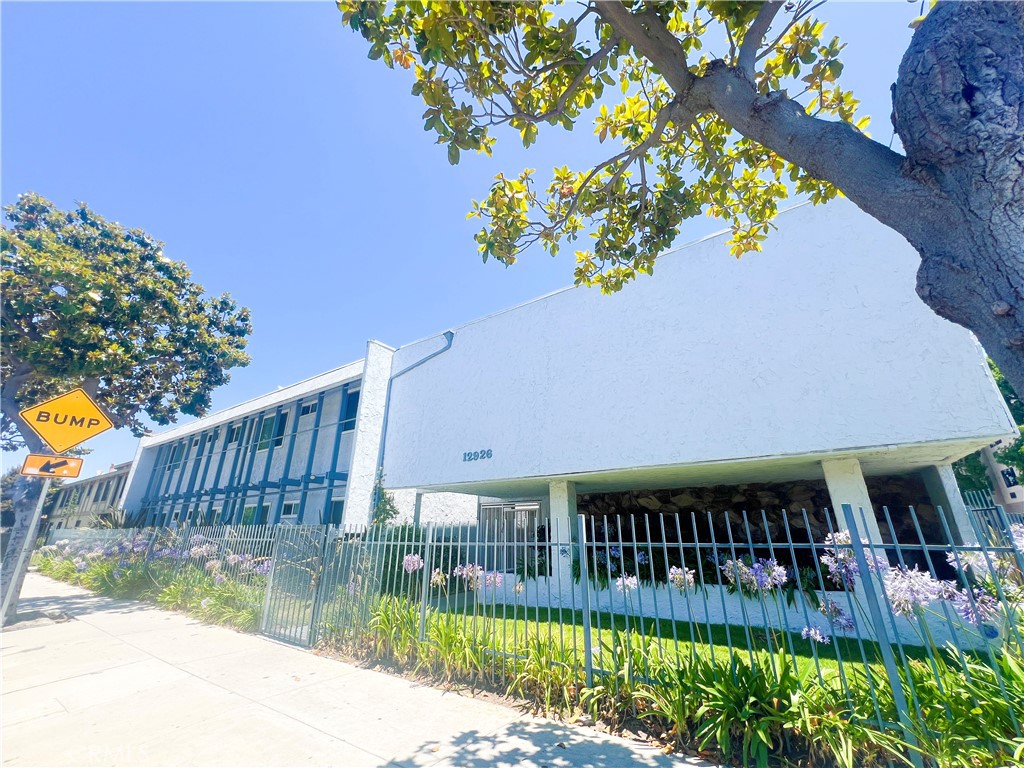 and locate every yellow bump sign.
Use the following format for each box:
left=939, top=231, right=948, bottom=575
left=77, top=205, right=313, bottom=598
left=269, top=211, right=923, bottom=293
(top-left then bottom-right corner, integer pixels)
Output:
left=20, top=454, right=84, bottom=479
left=19, top=388, right=114, bottom=453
